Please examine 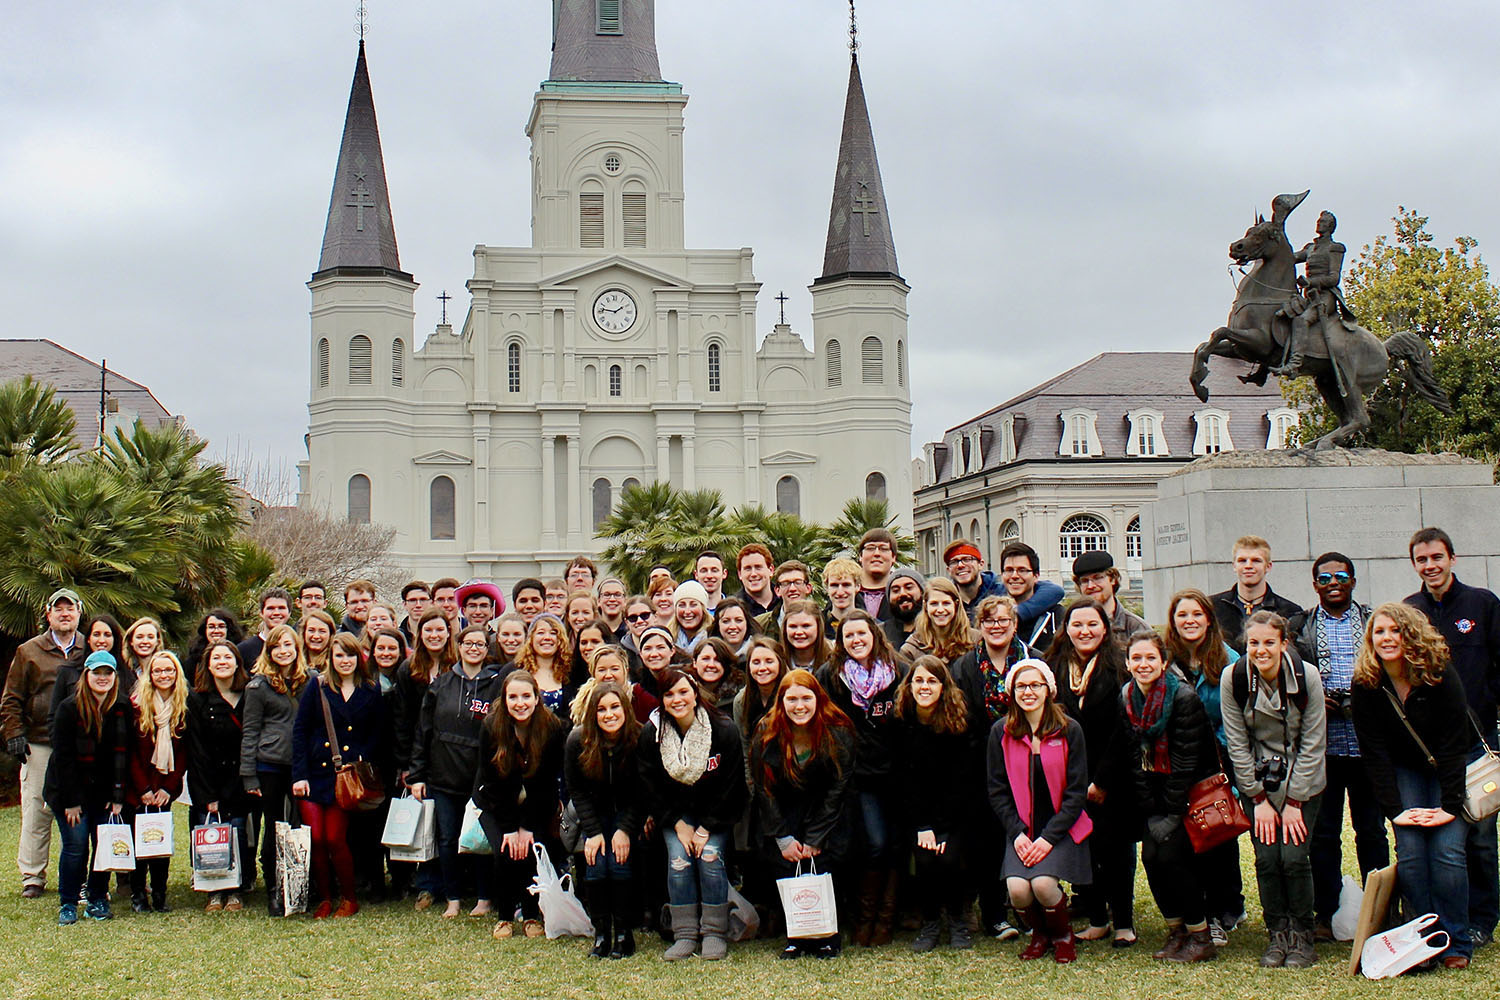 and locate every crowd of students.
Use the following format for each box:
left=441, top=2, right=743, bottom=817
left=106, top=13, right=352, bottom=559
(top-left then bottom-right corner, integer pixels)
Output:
left=1, top=527, right=1496, bottom=973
